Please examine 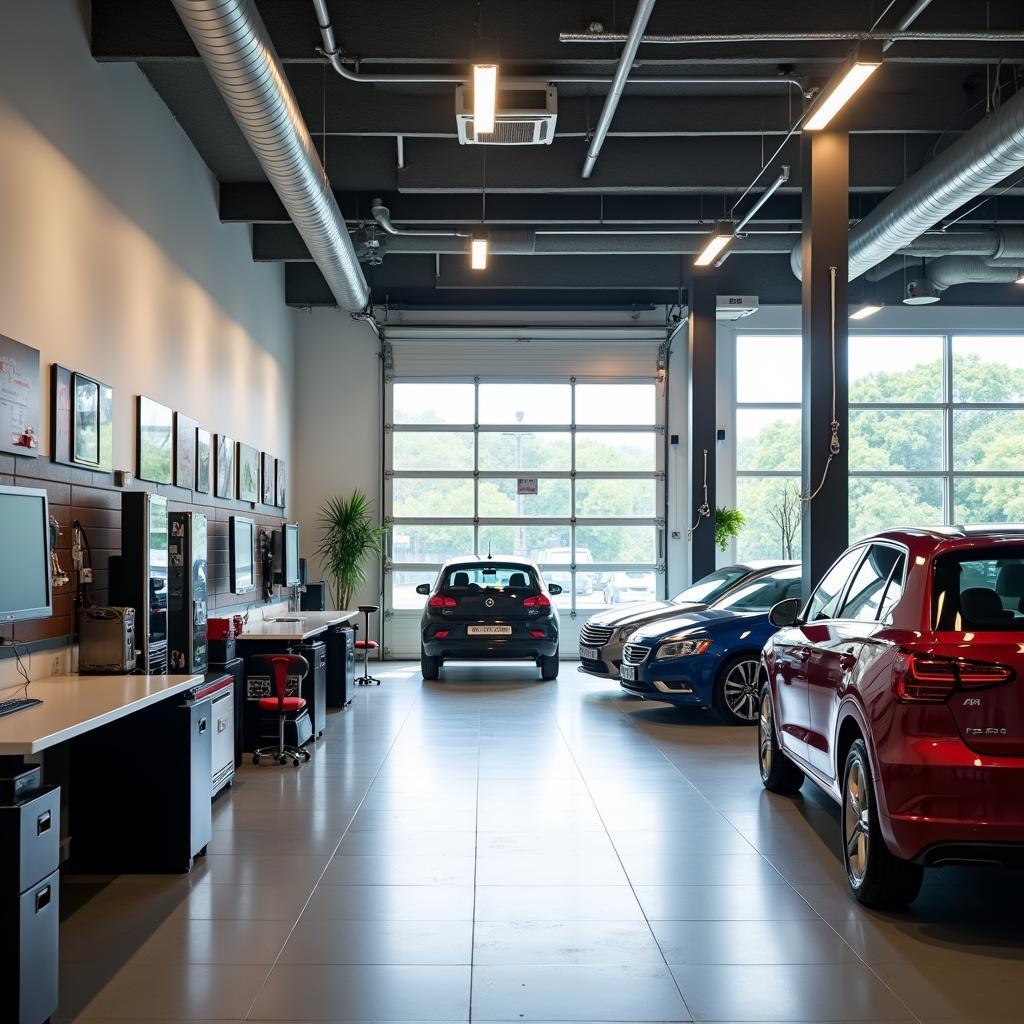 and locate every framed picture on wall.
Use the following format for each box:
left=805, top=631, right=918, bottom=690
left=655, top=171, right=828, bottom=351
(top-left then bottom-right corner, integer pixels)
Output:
left=196, top=428, right=211, bottom=493
left=261, top=452, right=275, bottom=505
left=98, top=380, right=113, bottom=471
left=215, top=433, right=235, bottom=499
left=0, top=334, right=41, bottom=458
left=51, top=364, right=73, bottom=466
left=175, top=413, right=198, bottom=489
left=237, top=442, right=259, bottom=504
left=137, top=395, right=173, bottom=484
left=275, top=458, right=286, bottom=508
left=72, top=373, right=101, bottom=466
